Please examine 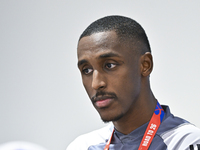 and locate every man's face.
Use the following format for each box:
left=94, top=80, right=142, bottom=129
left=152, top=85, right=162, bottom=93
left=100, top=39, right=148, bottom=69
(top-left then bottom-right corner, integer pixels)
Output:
left=77, top=31, right=142, bottom=122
